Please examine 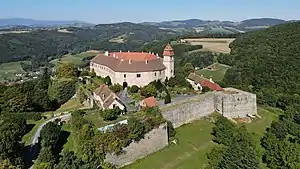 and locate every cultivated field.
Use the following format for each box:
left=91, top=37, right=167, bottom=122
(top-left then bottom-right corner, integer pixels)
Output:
left=196, top=63, right=231, bottom=82
left=0, top=61, right=27, bottom=82
left=124, top=107, right=281, bottom=169
left=183, top=38, right=235, bottom=53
